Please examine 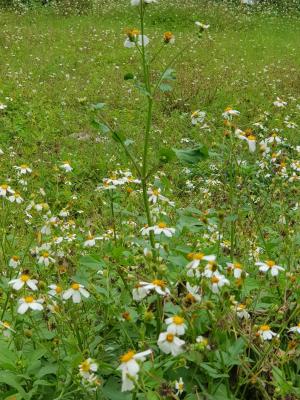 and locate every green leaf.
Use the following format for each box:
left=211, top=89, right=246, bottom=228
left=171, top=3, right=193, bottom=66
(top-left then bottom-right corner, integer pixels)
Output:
left=159, top=83, right=172, bottom=92
left=0, top=372, right=27, bottom=398
left=173, top=145, right=208, bottom=164
left=91, top=102, right=106, bottom=110
left=159, top=147, right=176, bottom=163
left=112, top=131, right=125, bottom=144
